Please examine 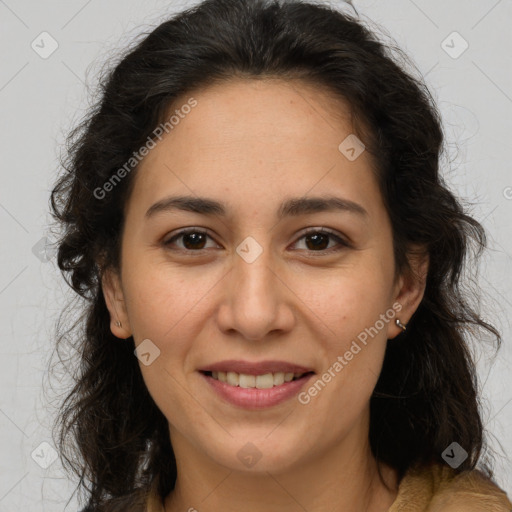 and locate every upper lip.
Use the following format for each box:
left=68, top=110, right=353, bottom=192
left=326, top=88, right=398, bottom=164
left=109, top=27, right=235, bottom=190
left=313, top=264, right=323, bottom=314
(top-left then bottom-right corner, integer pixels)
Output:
left=198, top=360, right=315, bottom=375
